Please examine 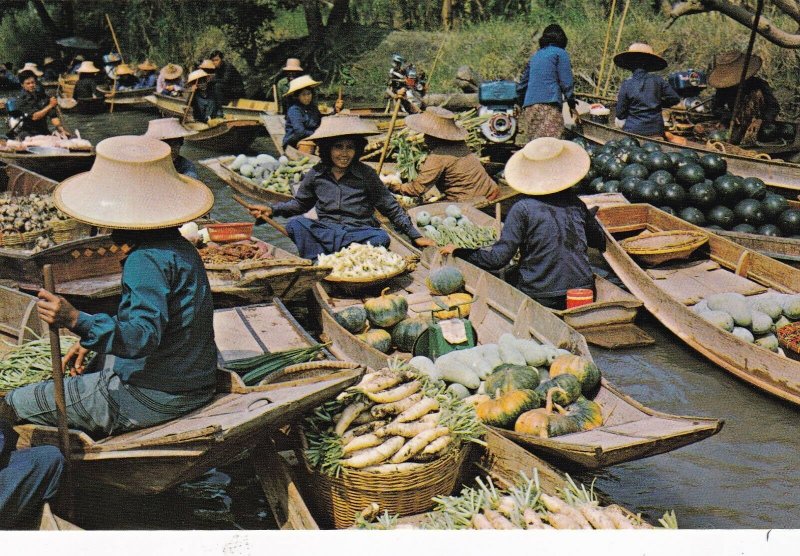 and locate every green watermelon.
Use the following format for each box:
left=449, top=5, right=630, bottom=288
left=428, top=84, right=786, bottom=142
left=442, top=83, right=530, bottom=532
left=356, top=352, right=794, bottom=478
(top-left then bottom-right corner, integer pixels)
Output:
left=777, top=209, right=800, bottom=235
left=621, top=163, right=650, bottom=179
left=634, top=180, right=662, bottom=204
left=734, top=199, right=766, bottom=226
left=742, top=177, right=767, bottom=200
left=699, top=153, right=727, bottom=178
left=706, top=205, right=736, bottom=229
left=644, top=151, right=674, bottom=172
left=641, top=142, right=662, bottom=153
left=762, top=194, right=789, bottom=219
left=688, top=181, right=718, bottom=208
left=757, top=224, right=782, bottom=237
left=680, top=207, right=706, bottom=226
left=620, top=176, right=641, bottom=198
left=713, top=174, right=745, bottom=204
left=732, top=223, right=757, bottom=234
left=662, top=183, right=687, bottom=208
left=676, top=163, right=705, bottom=186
